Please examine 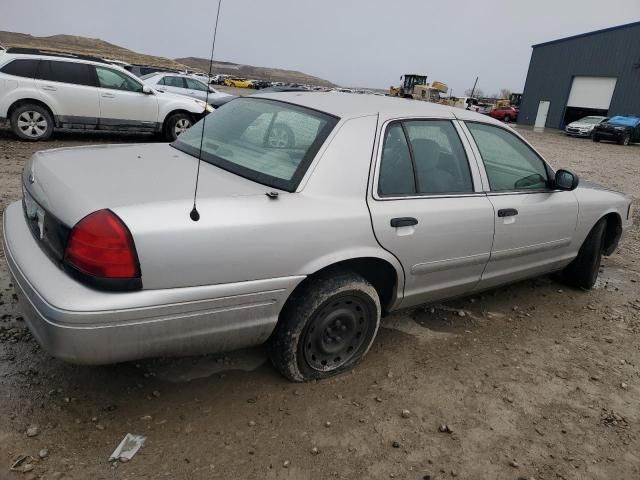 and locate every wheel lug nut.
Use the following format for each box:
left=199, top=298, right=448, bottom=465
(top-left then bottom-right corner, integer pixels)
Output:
left=341, top=325, right=347, bottom=331
left=335, top=320, right=342, bottom=327
left=336, top=336, right=341, bottom=342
